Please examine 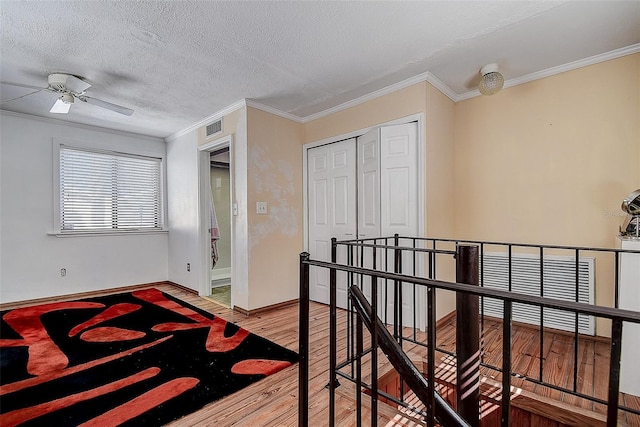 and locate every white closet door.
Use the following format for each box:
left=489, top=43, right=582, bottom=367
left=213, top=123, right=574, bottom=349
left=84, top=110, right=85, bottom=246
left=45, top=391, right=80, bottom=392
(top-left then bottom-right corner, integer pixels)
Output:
left=357, top=128, right=380, bottom=241
left=307, top=139, right=356, bottom=308
left=306, top=122, right=421, bottom=325
left=380, top=123, right=418, bottom=238
left=356, top=129, right=381, bottom=305
left=356, top=123, right=420, bottom=327
left=379, top=122, right=420, bottom=328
